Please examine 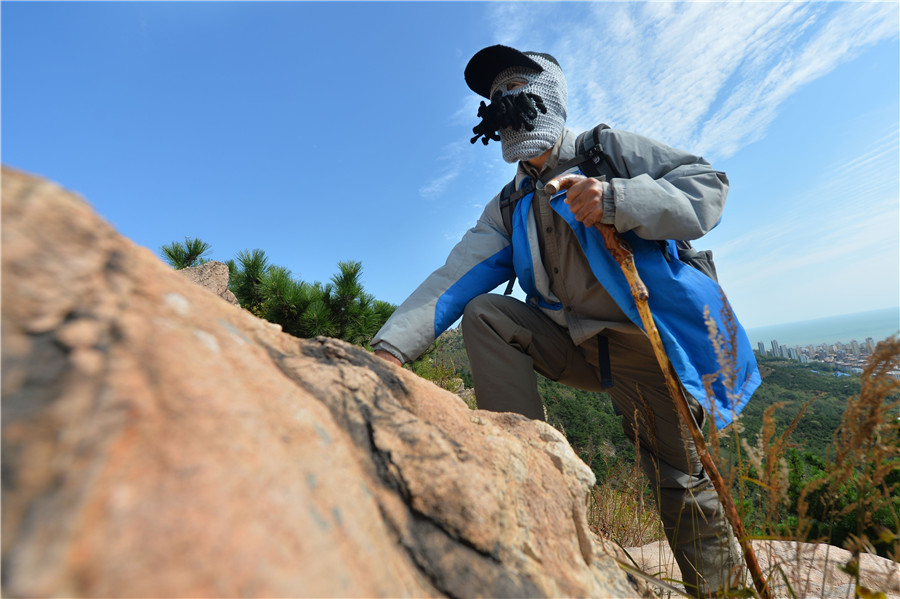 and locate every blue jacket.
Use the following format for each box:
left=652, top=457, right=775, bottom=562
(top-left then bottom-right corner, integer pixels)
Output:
left=373, top=127, right=759, bottom=428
